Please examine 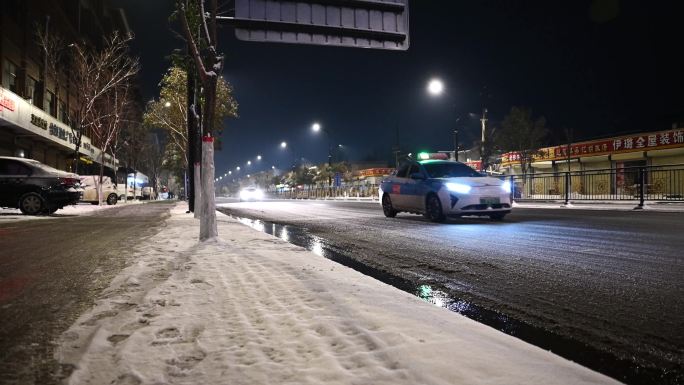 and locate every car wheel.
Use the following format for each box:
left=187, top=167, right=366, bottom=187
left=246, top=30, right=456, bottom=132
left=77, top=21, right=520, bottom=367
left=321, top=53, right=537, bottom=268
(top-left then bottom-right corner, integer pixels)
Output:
left=107, top=193, right=118, bottom=205
left=489, top=213, right=506, bottom=221
left=382, top=194, right=397, bottom=218
left=425, top=194, right=446, bottom=223
left=19, top=192, right=45, bottom=215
